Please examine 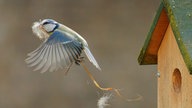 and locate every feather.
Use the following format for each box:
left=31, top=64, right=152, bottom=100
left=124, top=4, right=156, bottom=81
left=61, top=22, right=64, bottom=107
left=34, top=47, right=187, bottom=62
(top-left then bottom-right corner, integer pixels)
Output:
left=57, top=43, right=68, bottom=67
left=55, top=43, right=62, bottom=69
left=25, top=44, right=46, bottom=66
left=97, top=94, right=112, bottom=108
left=26, top=30, right=84, bottom=73
left=84, top=46, right=101, bottom=70
left=33, top=45, right=50, bottom=71
left=40, top=44, right=53, bottom=73
left=49, top=44, right=57, bottom=72
left=66, top=43, right=77, bottom=60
